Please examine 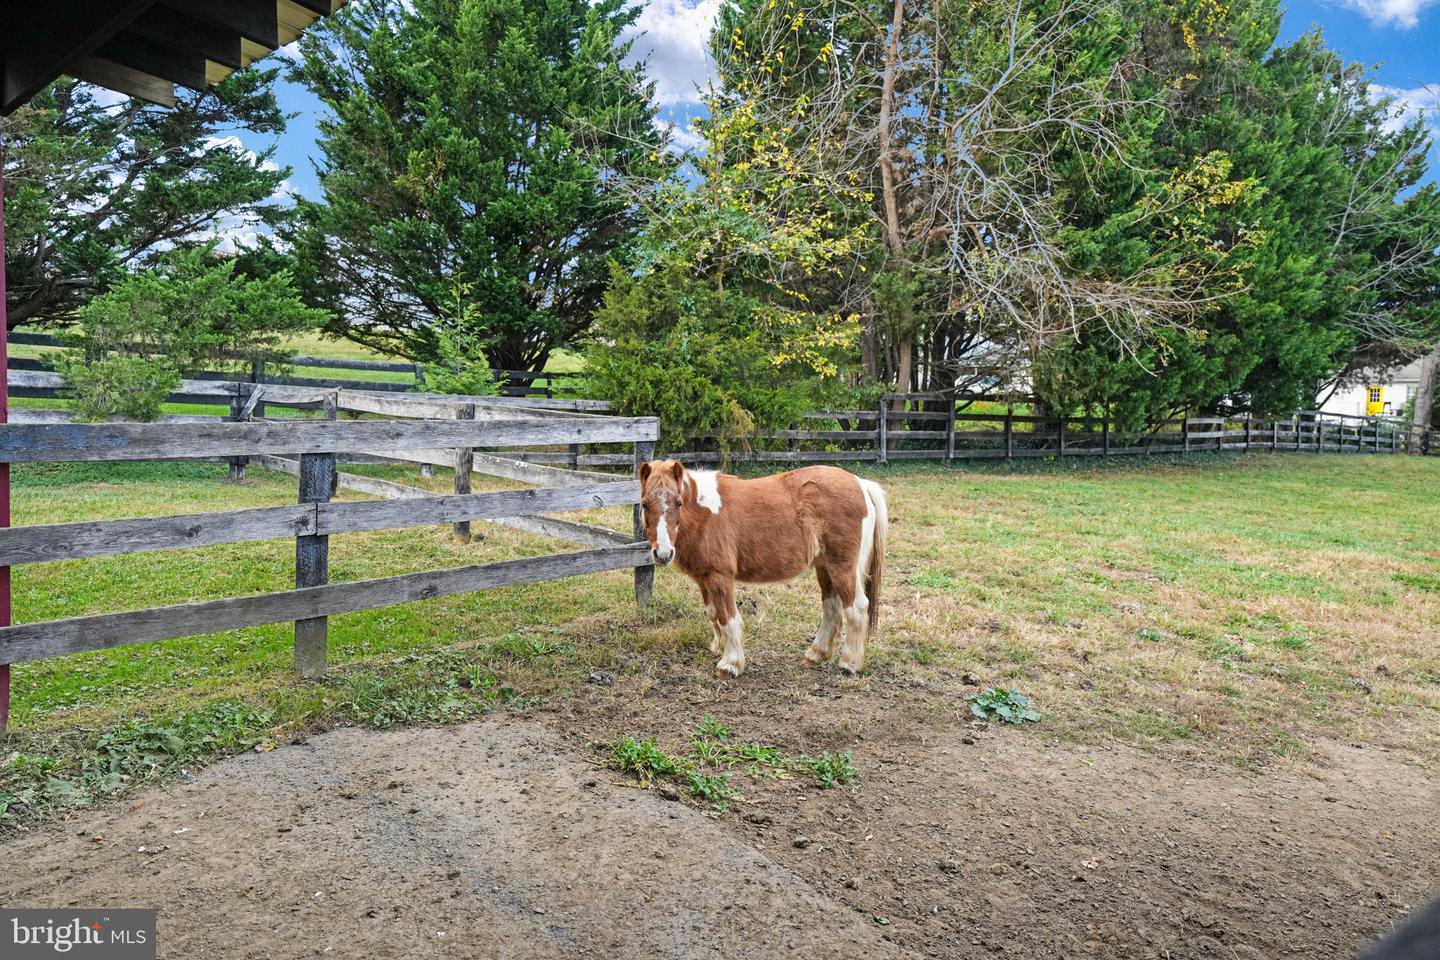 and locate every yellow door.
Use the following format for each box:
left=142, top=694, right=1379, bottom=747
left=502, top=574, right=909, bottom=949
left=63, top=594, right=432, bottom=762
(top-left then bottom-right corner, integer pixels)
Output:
left=1366, top=384, right=1385, bottom=417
